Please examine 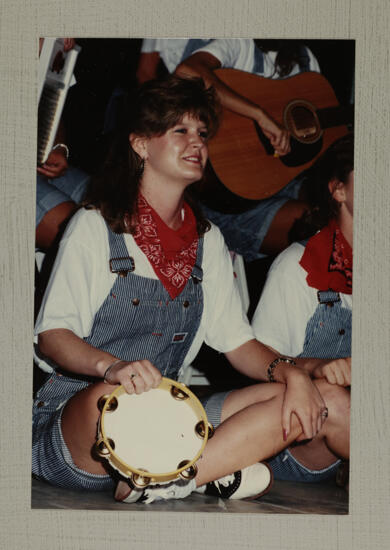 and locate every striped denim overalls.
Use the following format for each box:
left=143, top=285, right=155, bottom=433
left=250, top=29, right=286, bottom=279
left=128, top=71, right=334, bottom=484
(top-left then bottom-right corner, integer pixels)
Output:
left=268, top=286, right=351, bottom=483
left=84, top=224, right=204, bottom=378
left=298, top=289, right=351, bottom=359
left=296, top=234, right=352, bottom=359
left=32, top=225, right=205, bottom=489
